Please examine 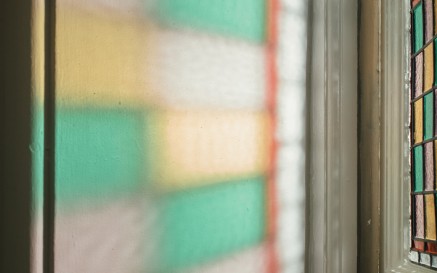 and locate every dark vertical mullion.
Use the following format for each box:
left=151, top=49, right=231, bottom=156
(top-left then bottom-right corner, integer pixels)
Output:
left=423, top=53, right=427, bottom=245
left=43, top=0, right=56, bottom=272
left=432, top=1, right=437, bottom=254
